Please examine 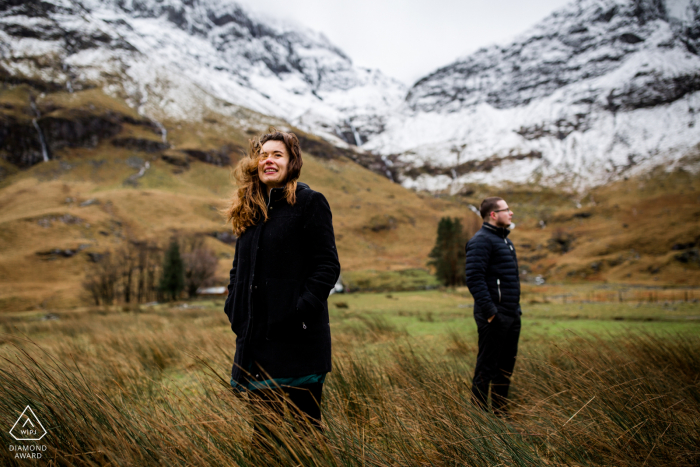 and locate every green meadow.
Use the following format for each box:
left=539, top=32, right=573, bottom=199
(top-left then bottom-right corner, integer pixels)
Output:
left=328, top=287, right=700, bottom=344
